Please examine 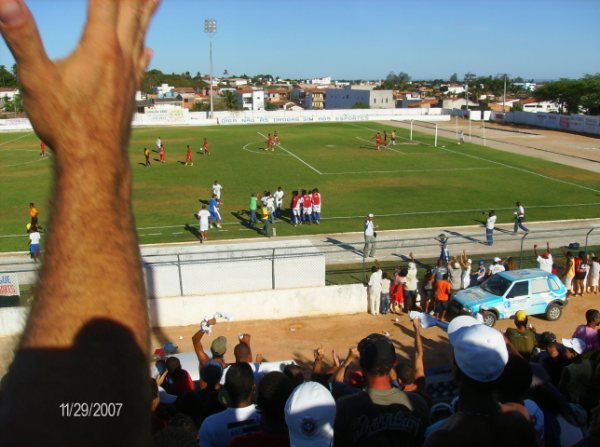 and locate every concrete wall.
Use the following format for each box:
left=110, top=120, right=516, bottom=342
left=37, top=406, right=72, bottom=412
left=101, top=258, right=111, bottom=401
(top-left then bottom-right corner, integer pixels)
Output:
left=0, top=283, right=366, bottom=337
left=0, top=306, right=28, bottom=337
left=148, top=283, right=366, bottom=327
left=0, top=108, right=451, bottom=132
left=497, top=111, right=600, bottom=137
left=142, top=239, right=326, bottom=299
